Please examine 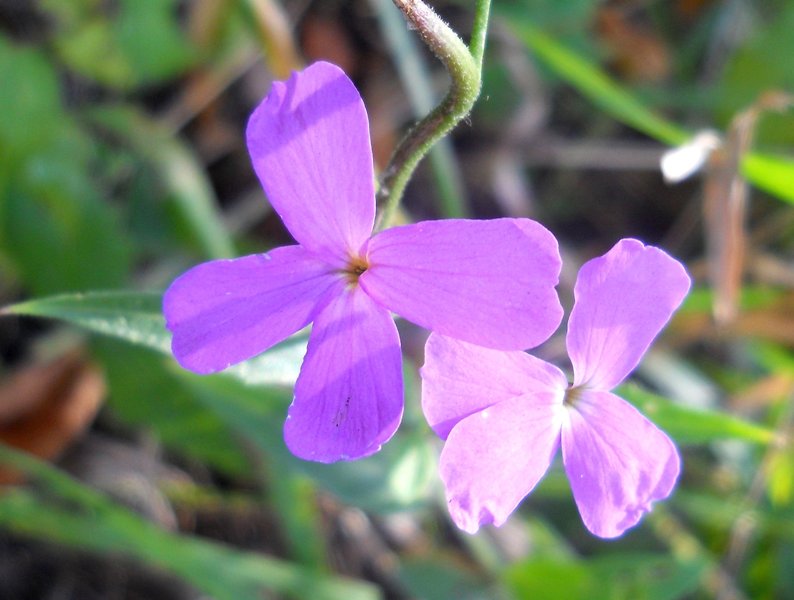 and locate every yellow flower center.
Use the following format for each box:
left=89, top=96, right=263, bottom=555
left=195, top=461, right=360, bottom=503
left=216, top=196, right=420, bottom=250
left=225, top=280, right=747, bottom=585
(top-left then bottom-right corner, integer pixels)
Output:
left=342, top=255, right=369, bottom=285
left=563, top=385, right=582, bottom=407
